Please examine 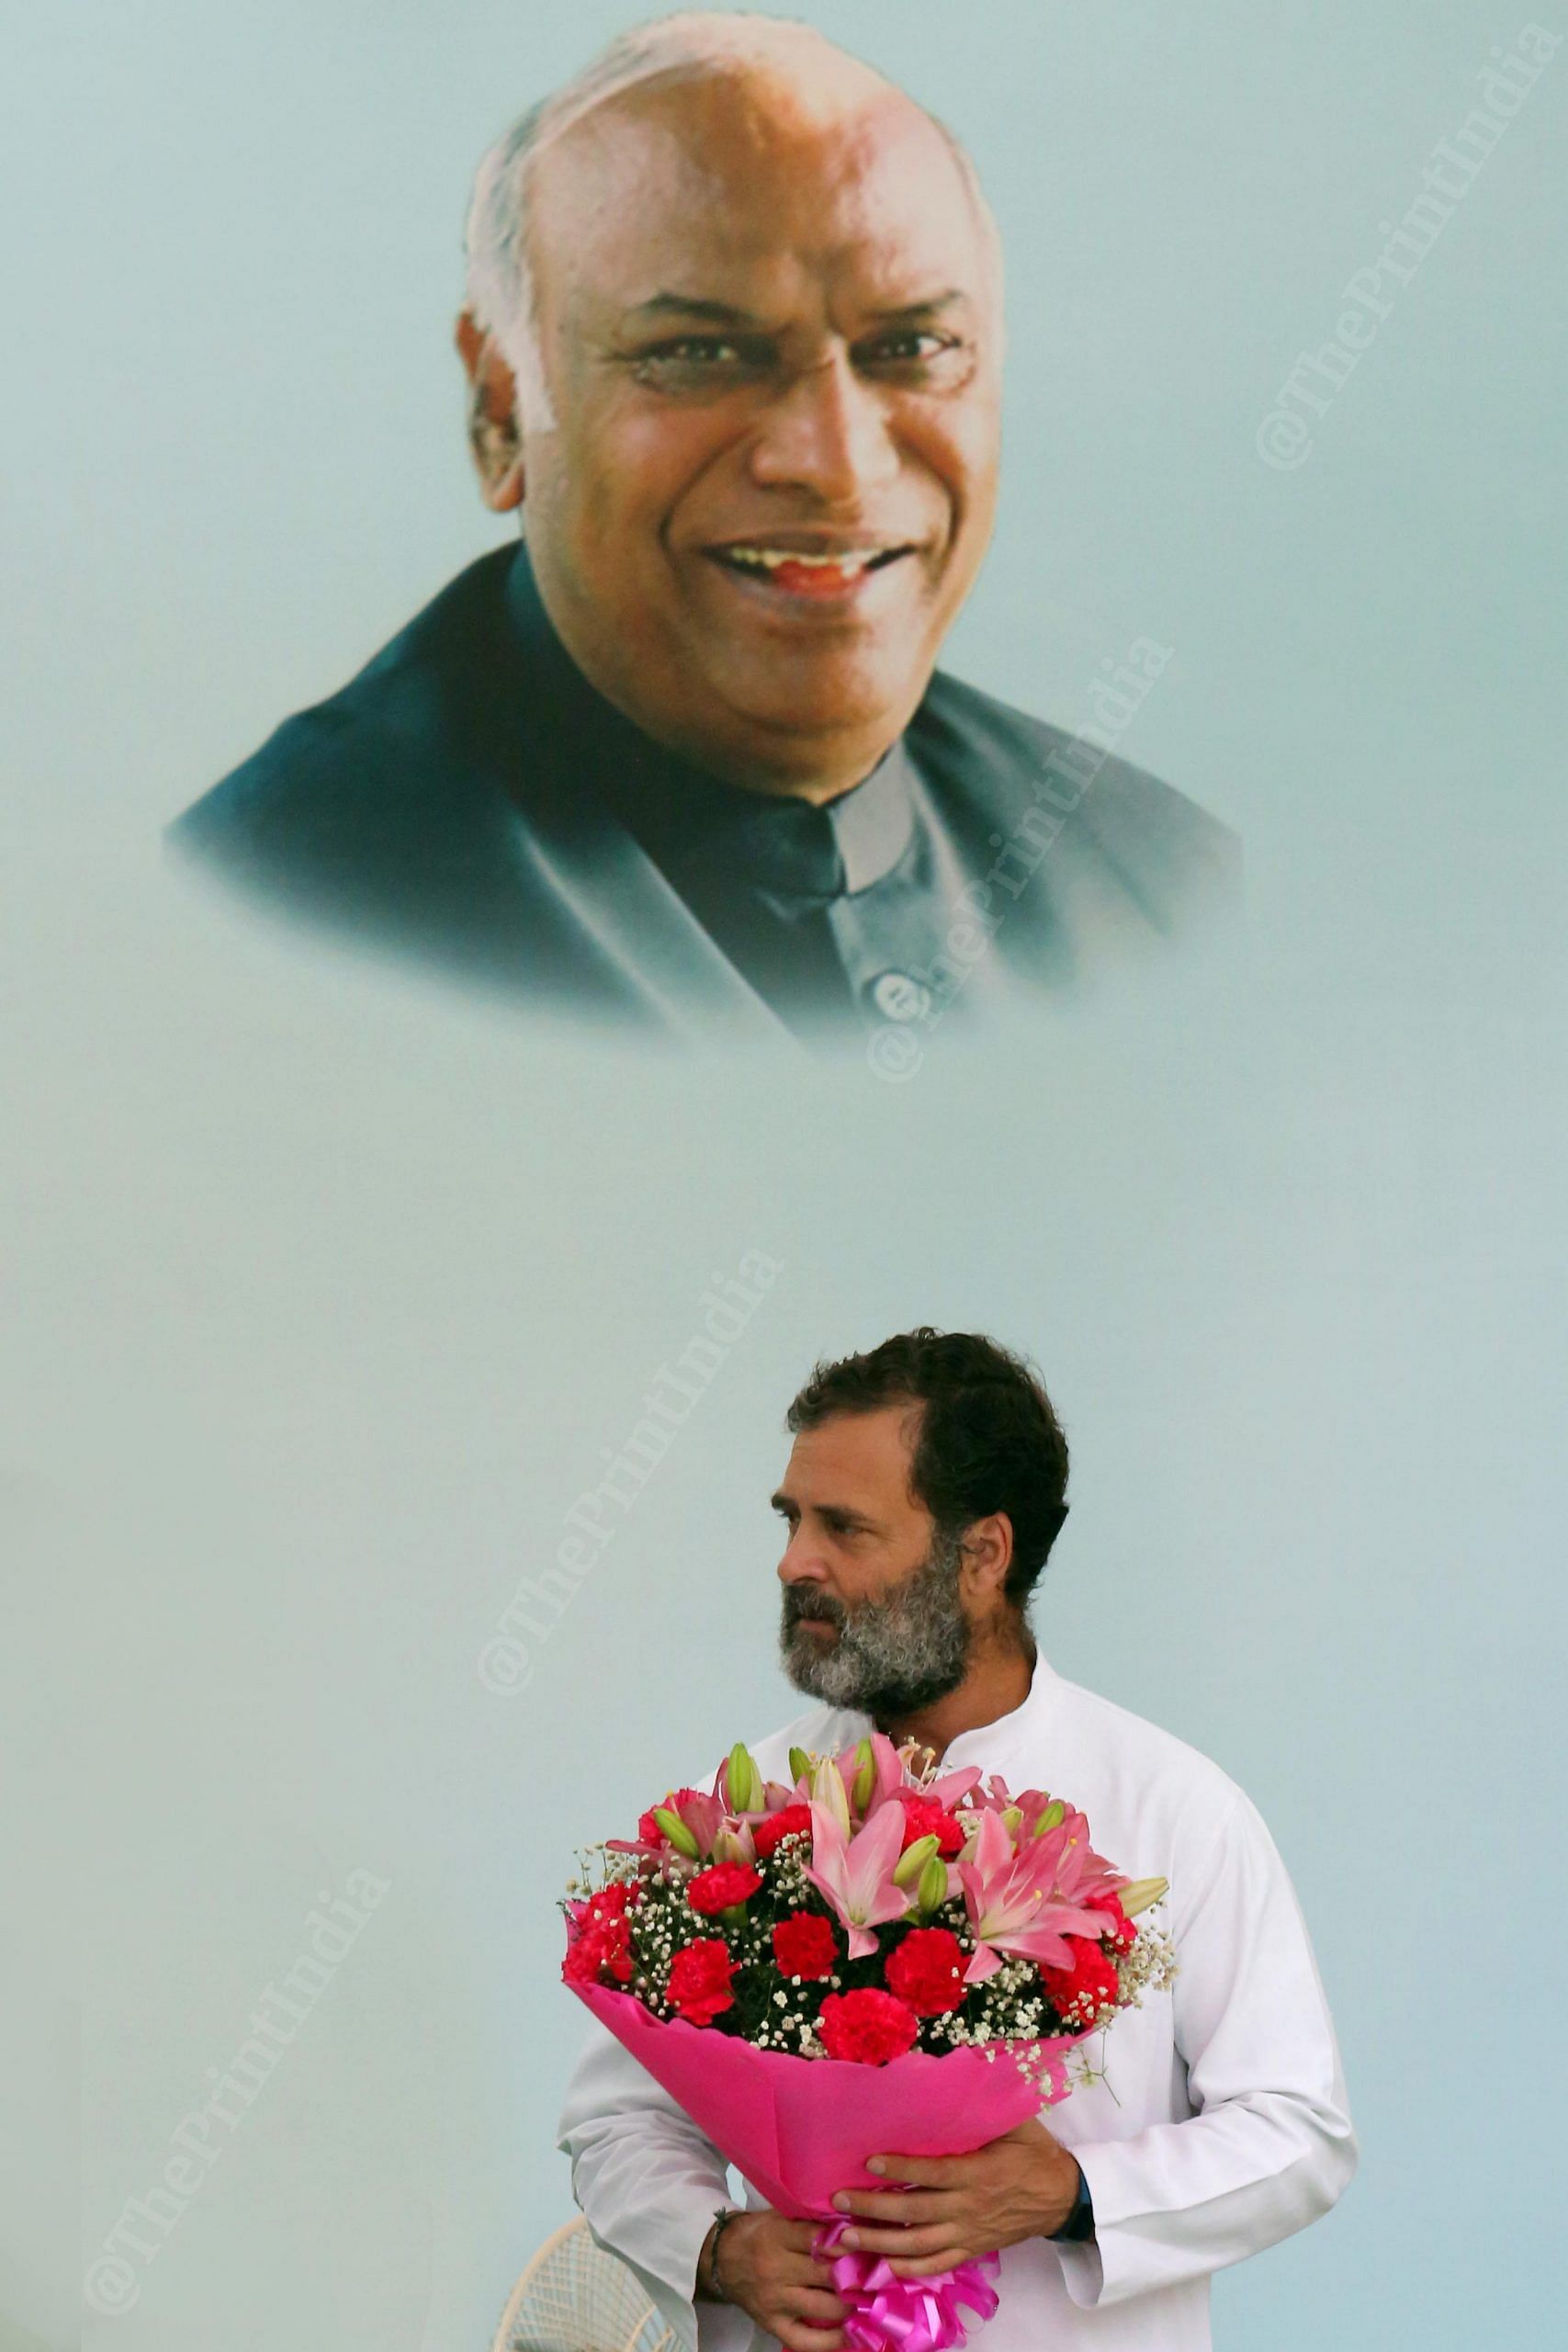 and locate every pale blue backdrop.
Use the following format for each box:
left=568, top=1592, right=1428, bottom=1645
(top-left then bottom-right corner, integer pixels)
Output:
left=4, top=3, right=1564, bottom=2348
